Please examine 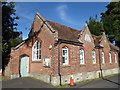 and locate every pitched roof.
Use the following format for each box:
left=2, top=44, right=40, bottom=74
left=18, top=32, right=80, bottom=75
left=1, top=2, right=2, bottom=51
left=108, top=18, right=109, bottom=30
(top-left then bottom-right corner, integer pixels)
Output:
left=92, top=34, right=119, bottom=51
left=46, top=20, right=81, bottom=43
left=109, top=42, right=119, bottom=51
left=92, top=34, right=103, bottom=46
